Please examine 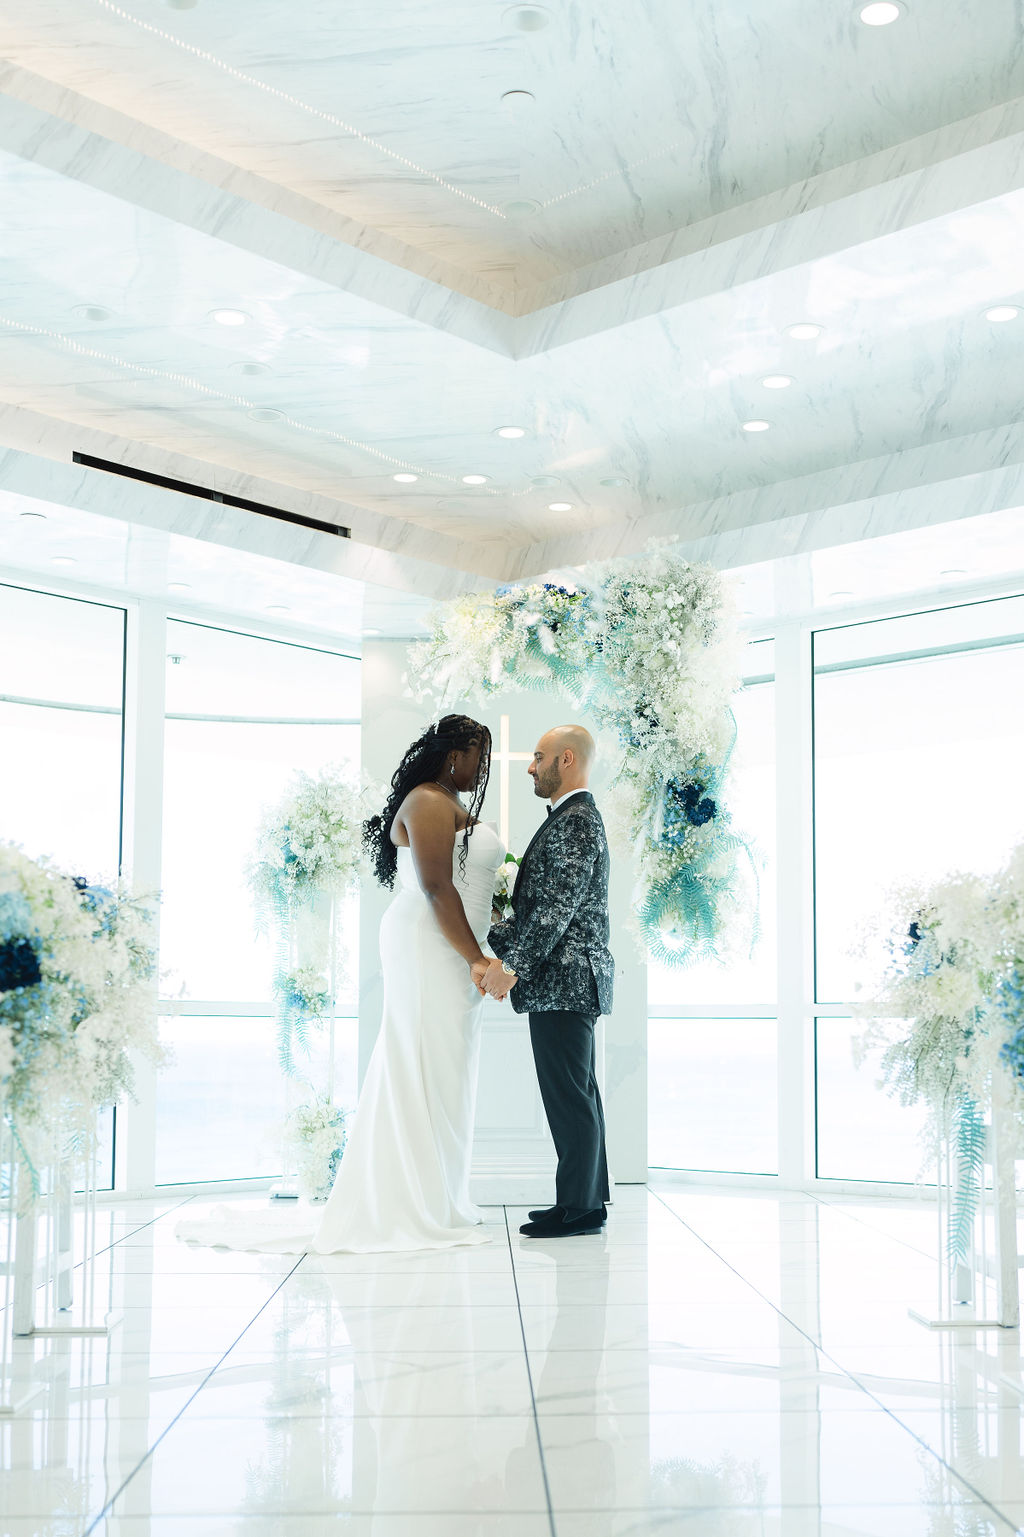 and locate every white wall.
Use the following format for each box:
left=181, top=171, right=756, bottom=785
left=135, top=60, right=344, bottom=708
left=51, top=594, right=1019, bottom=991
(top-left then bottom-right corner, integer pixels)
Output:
left=359, top=641, right=647, bottom=1204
